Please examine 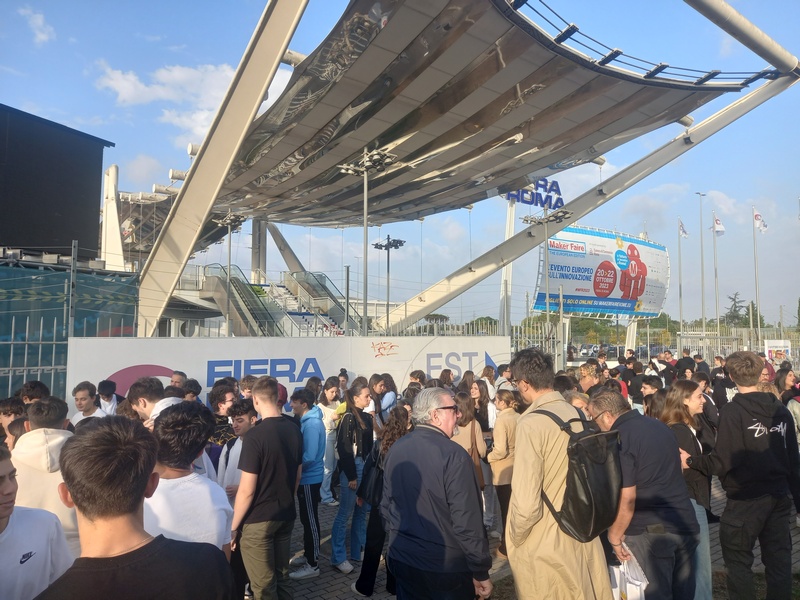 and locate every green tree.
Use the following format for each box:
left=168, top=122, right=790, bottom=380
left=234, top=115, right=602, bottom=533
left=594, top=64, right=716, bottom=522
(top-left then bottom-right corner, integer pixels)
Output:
left=725, top=292, right=746, bottom=326
left=424, top=313, right=450, bottom=324
left=465, top=316, right=498, bottom=334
